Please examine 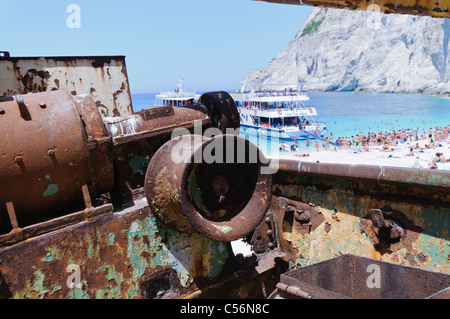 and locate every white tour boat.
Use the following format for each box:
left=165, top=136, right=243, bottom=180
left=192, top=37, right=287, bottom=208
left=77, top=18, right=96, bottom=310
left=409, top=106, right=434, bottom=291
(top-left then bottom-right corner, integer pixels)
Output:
left=232, top=84, right=326, bottom=141
left=155, top=78, right=200, bottom=107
